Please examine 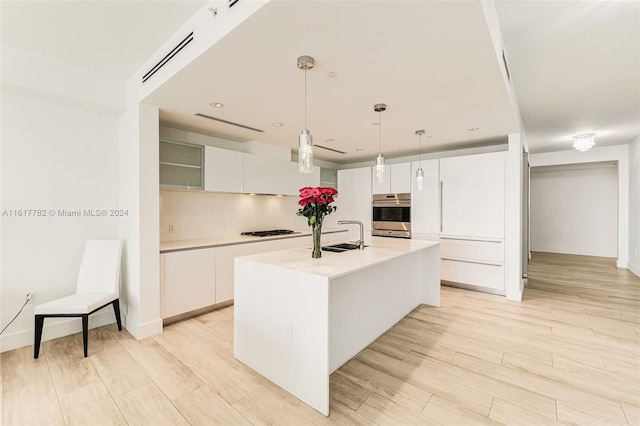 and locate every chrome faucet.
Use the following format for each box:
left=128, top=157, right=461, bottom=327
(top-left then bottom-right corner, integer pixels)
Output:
left=338, top=220, right=365, bottom=250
